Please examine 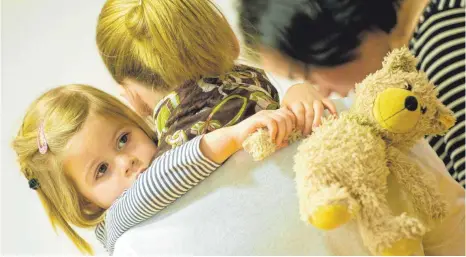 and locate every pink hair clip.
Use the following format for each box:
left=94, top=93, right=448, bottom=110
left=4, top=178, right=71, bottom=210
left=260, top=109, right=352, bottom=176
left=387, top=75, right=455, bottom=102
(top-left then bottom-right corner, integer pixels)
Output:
left=37, top=121, right=48, bottom=154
